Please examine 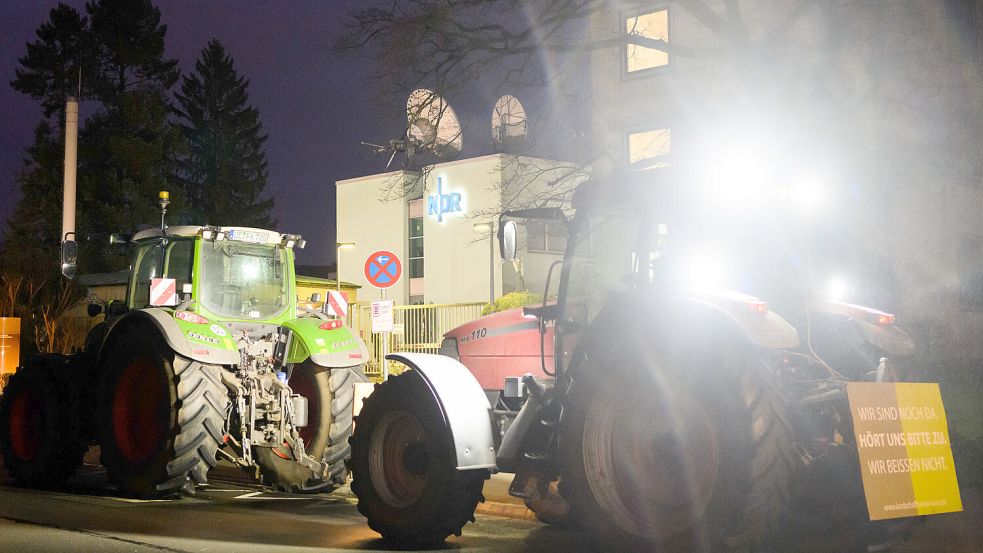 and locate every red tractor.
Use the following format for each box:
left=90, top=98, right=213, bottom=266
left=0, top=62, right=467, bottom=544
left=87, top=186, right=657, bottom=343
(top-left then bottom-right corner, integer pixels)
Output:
left=348, top=169, right=920, bottom=552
